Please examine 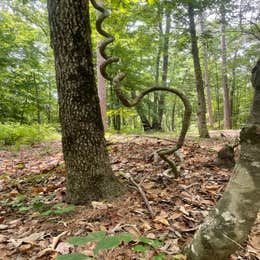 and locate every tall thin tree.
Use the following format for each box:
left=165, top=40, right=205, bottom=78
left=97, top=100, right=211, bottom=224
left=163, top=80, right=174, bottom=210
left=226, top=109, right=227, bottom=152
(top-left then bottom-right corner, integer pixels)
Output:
left=188, top=3, right=209, bottom=138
